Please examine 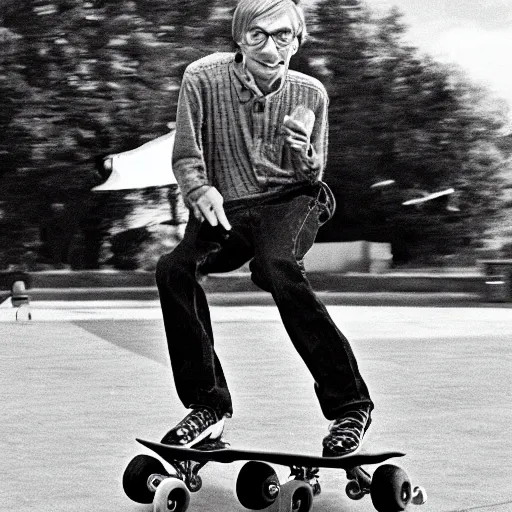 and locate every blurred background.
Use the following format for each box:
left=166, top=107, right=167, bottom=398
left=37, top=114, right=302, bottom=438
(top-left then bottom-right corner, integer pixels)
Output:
left=1, top=0, right=511, bottom=273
